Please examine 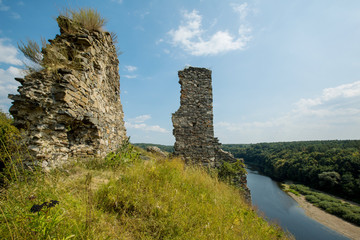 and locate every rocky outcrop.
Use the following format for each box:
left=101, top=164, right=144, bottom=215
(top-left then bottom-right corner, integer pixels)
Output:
left=146, top=146, right=167, bottom=158
left=8, top=16, right=126, bottom=169
left=172, top=67, right=249, bottom=199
